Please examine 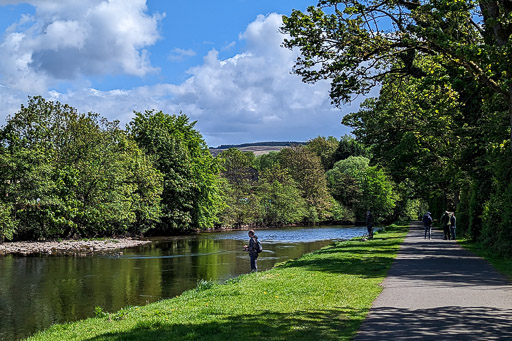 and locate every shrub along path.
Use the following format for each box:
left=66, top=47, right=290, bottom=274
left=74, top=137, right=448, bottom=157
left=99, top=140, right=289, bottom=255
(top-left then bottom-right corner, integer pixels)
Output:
left=356, top=222, right=512, bottom=340
left=28, top=226, right=408, bottom=341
